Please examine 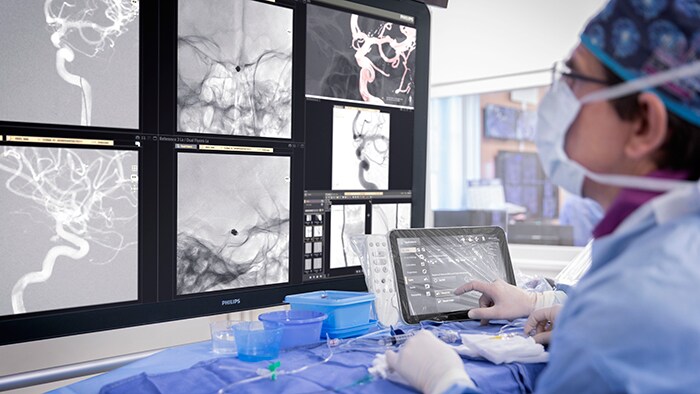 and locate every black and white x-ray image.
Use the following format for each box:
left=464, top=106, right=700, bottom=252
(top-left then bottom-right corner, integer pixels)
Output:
left=178, top=0, right=293, bottom=138
left=306, top=4, right=416, bottom=108
left=0, top=0, right=139, bottom=128
left=371, top=203, right=411, bottom=235
left=0, top=146, right=139, bottom=317
left=177, top=152, right=290, bottom=295
left=329, top=204, right=366, bottom=269
left=332, top=107, right=390, bottom=190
